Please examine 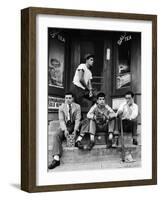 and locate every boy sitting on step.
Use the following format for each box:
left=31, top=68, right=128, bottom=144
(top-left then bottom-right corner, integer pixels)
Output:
left=75, top=92, right=116, bottom=150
